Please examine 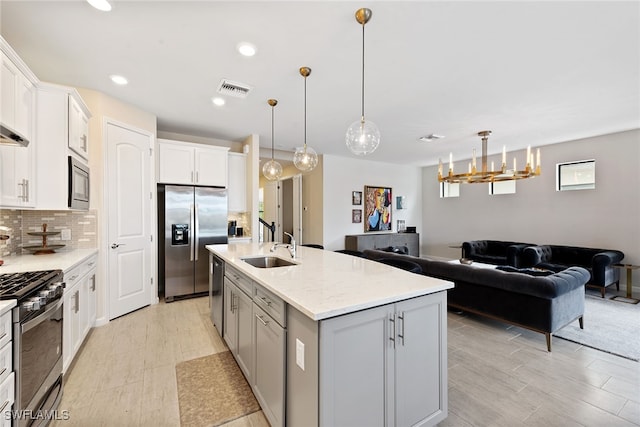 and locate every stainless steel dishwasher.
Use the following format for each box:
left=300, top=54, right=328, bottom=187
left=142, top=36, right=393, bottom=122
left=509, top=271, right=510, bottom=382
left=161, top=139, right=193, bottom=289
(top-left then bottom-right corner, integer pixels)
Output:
left=209, top=253, right=225, bottom=336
